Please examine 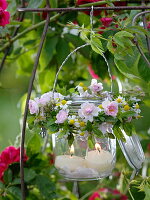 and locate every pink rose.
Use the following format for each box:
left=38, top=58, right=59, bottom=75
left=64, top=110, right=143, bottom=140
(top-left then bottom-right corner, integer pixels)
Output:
left=100, top=17, right=113, bottom=27
left=78, top=102, right=100, bottom=122
left=39, top=92, right=52, bottom=106
left=29, top=99, right=39, bottom=114
left=0, top=7, right=10, bottom=27
left=0, top=0, right=8, bottom=10
left=89, top=79, right=103, bottom=93
left=55, top=110, right=68, bottom=124
left=0, top=146, right=28, bottom=181
left=102, top=100, right=118, bottom=117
